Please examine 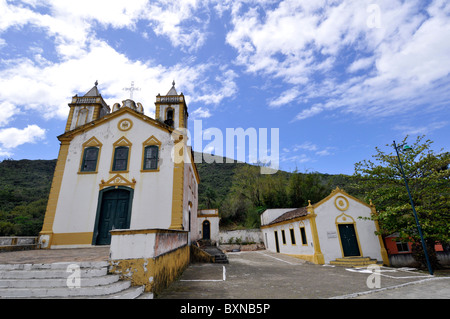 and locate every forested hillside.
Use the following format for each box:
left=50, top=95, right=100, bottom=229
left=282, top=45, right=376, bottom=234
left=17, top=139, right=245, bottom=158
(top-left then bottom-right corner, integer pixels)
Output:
left=0, top=159, right=56, bottom=236
left=0, top=156, right=354, bottom=235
